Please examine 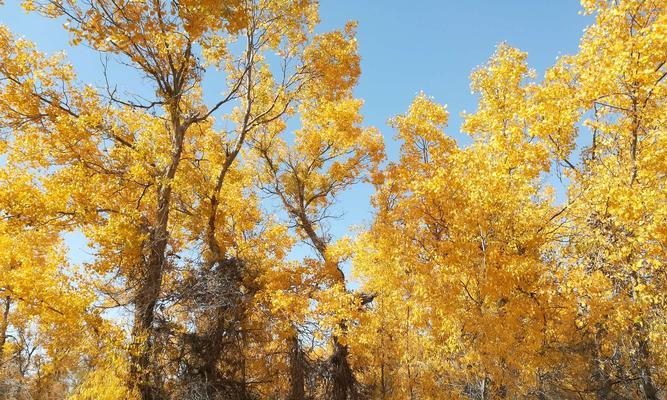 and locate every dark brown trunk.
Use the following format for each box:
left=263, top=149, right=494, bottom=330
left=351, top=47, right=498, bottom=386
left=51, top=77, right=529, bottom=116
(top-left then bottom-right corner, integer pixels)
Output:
left=638, top=337, right=658, bottom=400
left=204, top=259, right=246, bottom=398
left=202, top=191, right=226, bottom=388
left=197, top=169, right=243, bottom=397
left=201, top=299, right=228, bottom=394
left=130, top=195, right=170, bottom=400
left=0, top=296, right=11, bottom=362
left=288, top=335, right=306, bottom=400
left=379, top=359, right=387, bottom=400
left=593, top=355, right=613, bottom=399
left=290, top=199, right=355, bottom=399
left=331, top=336, right=355, bottom=400
left=536, top=372, right=548, bottom=400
